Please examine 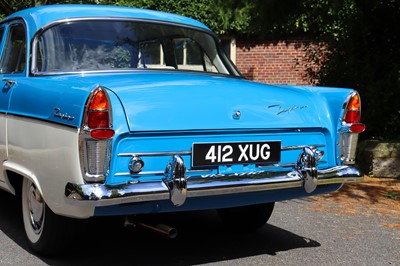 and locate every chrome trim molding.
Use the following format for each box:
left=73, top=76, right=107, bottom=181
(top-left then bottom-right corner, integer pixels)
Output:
left=2, top=78, right=16, bottom=89
left=281, top=144, right=325, bottom=151
left=65, top=164, right=362, bottom=207
left=118, top=151, right=192, bottom=157
left=339, top=129, right=359, bottom=165
left=115, top=168, right=212, bottom=177
left=117, top=144, right=325, bottom=157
